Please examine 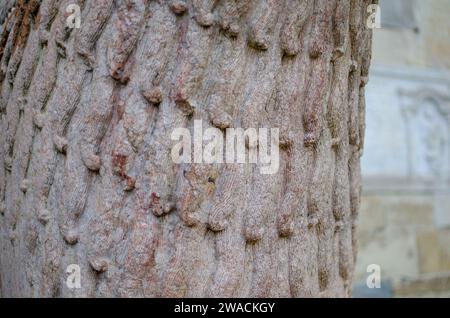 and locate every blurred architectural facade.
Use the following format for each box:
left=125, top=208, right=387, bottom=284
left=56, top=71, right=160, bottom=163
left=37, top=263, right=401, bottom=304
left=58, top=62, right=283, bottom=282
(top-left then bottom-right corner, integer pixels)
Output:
left=354, top=0, right=450, bottom=297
